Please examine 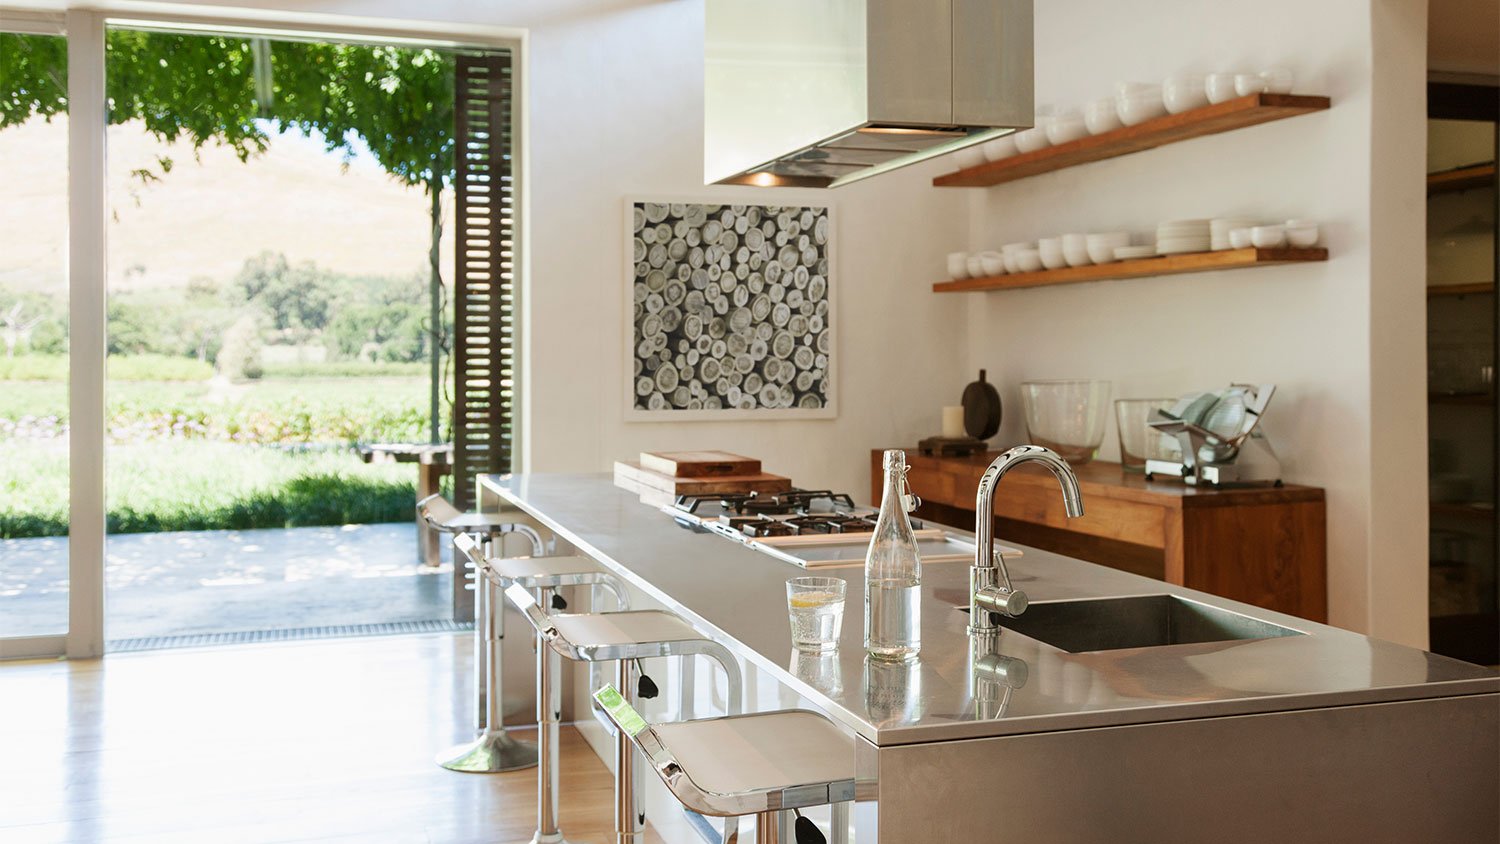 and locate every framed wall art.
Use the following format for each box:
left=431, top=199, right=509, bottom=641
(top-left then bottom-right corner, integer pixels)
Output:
left=624, top=199, right=836, bottom=421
